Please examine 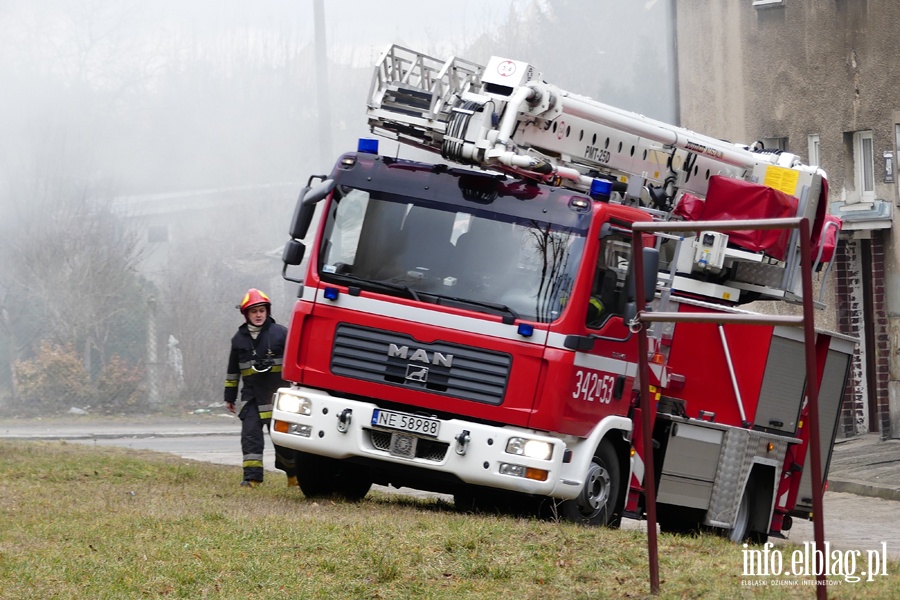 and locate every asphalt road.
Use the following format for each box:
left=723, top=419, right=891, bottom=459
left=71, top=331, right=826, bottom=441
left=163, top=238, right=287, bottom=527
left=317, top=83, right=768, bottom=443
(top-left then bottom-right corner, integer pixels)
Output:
left=68, top=430, right=900, bottom=560
left=79, top=432, right=447, bottom=501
